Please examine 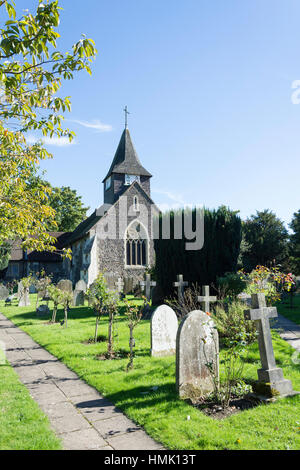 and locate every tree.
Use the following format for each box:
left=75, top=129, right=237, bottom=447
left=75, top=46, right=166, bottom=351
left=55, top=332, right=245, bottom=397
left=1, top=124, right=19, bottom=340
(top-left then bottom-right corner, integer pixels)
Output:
left=86, top=273, right=118, bottom=352
left=154, top=206, right=242, bottom=298
left=48, top=284, right=62, bottom=323
left=289, top=210, right=300, bottom=274
left=241, top=210, right=289, bottom=271
left=47, top=185, right=89, bottom=232
left=0, top=241, right=11, bottom=271
left=0, top=0, right=96, bottom=255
